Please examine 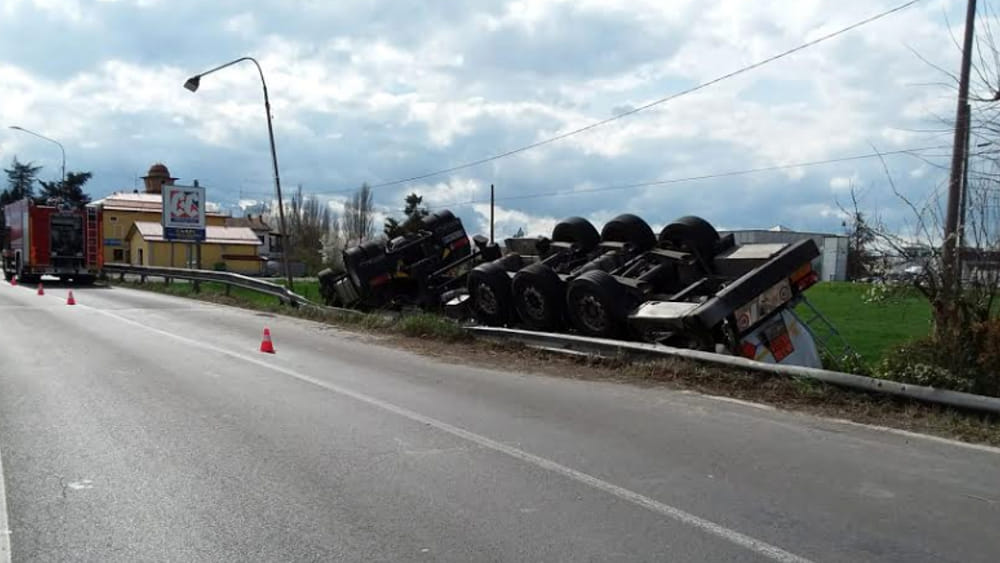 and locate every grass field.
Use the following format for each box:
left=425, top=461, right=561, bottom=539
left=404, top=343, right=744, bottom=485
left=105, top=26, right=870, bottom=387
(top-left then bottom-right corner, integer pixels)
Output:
left=798, top=282, right=932, bottom=366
